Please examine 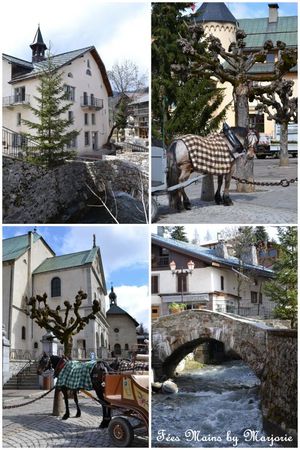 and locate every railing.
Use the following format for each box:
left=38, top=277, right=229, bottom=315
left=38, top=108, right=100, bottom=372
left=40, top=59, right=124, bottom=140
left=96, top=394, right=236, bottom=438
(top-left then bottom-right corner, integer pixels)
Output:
left=80, top=96, right=103, bottom=110
left=2, top=95, right=30, bottom=107
left=2, top=126, right=38, bottom=158
left=118, top=141, right=148, bottom=153
left=16, top=360, right=33, bottom=388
